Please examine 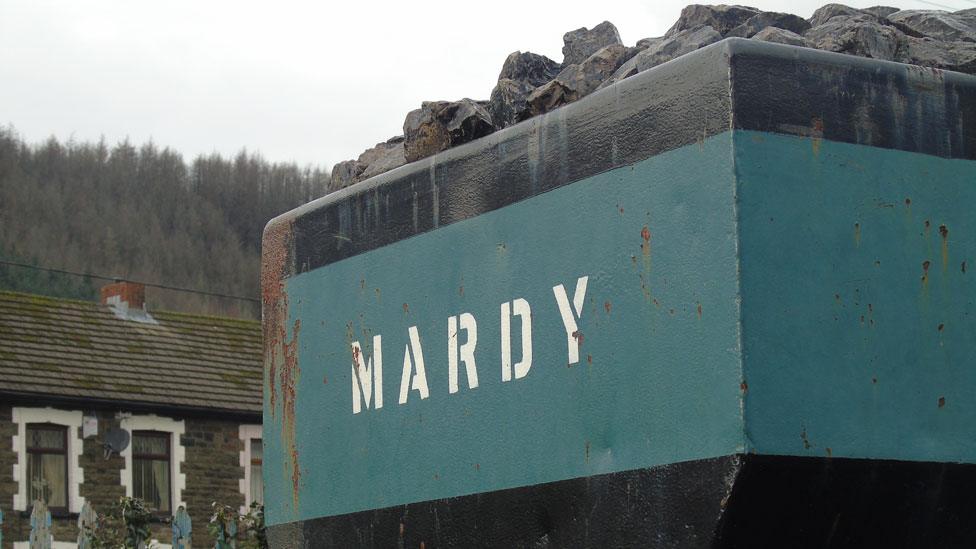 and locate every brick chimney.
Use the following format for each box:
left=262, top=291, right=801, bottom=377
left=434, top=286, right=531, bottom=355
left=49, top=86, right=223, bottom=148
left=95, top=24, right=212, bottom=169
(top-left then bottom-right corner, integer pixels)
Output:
left=100, top=281, right=155, bottom=323
left=100, top=280, right=146, bottom=310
